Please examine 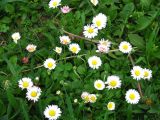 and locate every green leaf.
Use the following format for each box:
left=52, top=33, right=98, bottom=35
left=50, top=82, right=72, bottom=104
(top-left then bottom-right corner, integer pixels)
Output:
left=128, top=34, right=145, bottom=50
